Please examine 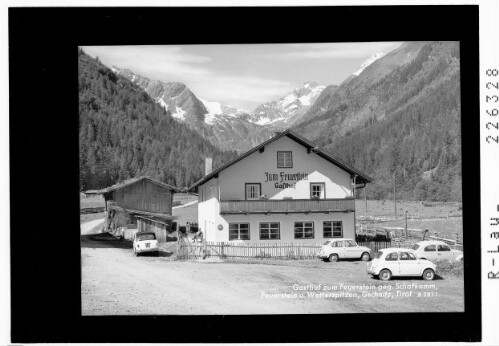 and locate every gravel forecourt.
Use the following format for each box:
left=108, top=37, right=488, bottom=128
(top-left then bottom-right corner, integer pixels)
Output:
left=81, top=234, right=464, bottom=315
